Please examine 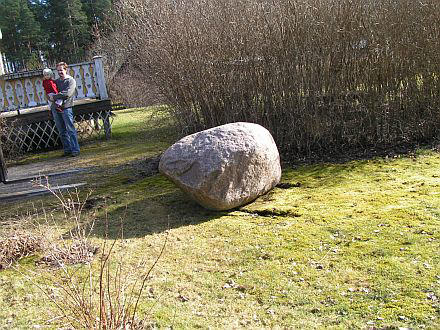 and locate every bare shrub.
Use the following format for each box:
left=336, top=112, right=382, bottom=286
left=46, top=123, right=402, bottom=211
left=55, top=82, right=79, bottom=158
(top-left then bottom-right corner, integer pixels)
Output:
left=13, top=181, right=167, bottom=329
left=106, top=0, right=440, bottom=160
left=88, top=9, right=164, bottom=107
left=109, top=64, right=164, bottom=107
left=0, top=184, right=98, bottom=271
left=38, top=240, right=98, bottom=268
left=33, top=222, right=167, bottom=329
left=30, top=233, right=166, bottom=329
